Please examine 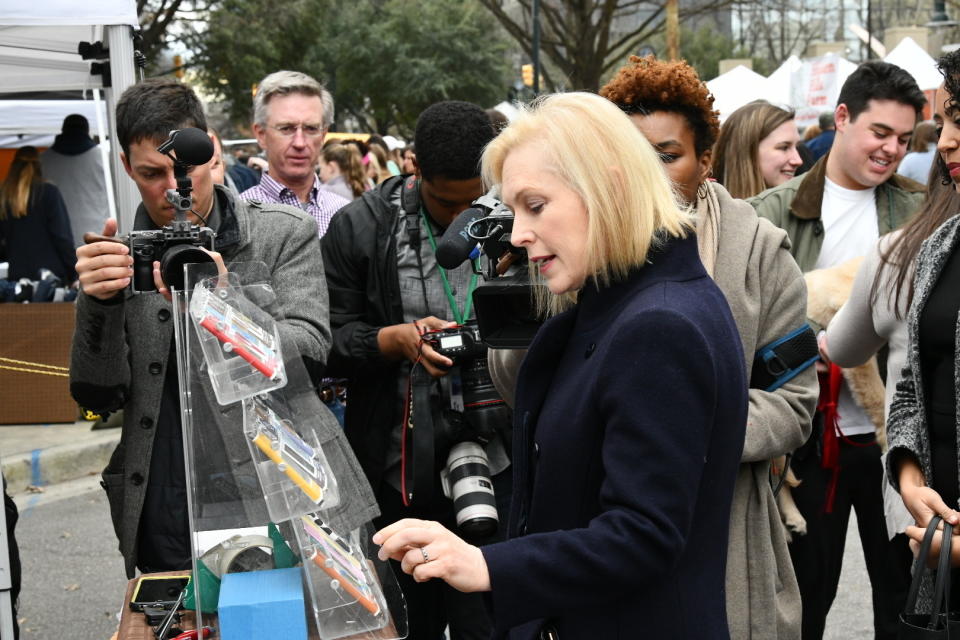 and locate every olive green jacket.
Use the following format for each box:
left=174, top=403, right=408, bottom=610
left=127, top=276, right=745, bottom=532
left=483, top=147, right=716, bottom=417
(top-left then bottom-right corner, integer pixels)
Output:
left=747, top=155, right=925, bottom=274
